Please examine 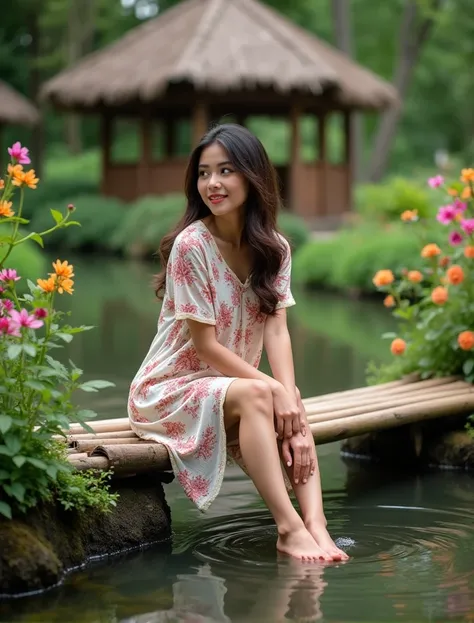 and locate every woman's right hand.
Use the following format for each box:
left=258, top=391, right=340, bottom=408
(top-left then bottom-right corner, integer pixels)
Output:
left=271, top=384, right=301, bottom=439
